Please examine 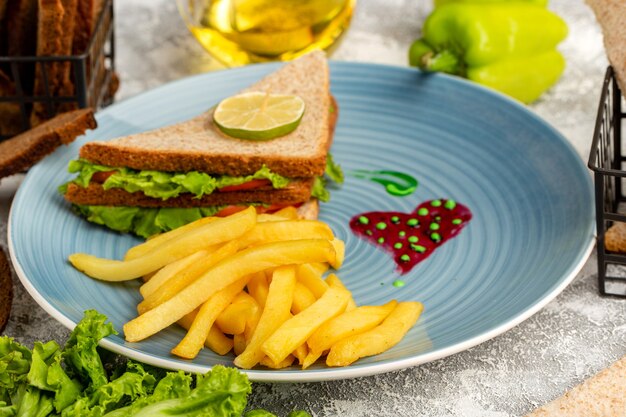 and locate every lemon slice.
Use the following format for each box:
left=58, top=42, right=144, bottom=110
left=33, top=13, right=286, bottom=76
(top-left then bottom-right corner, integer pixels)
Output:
left=213, top=92, right=306, bottom=140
